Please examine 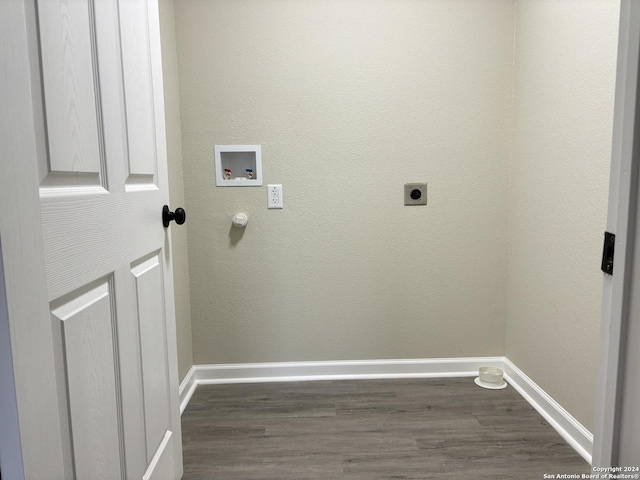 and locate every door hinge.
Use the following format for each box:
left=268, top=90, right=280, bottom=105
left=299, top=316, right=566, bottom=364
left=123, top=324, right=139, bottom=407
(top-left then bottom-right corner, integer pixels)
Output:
left=602, top=231, right=615, bottom=275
